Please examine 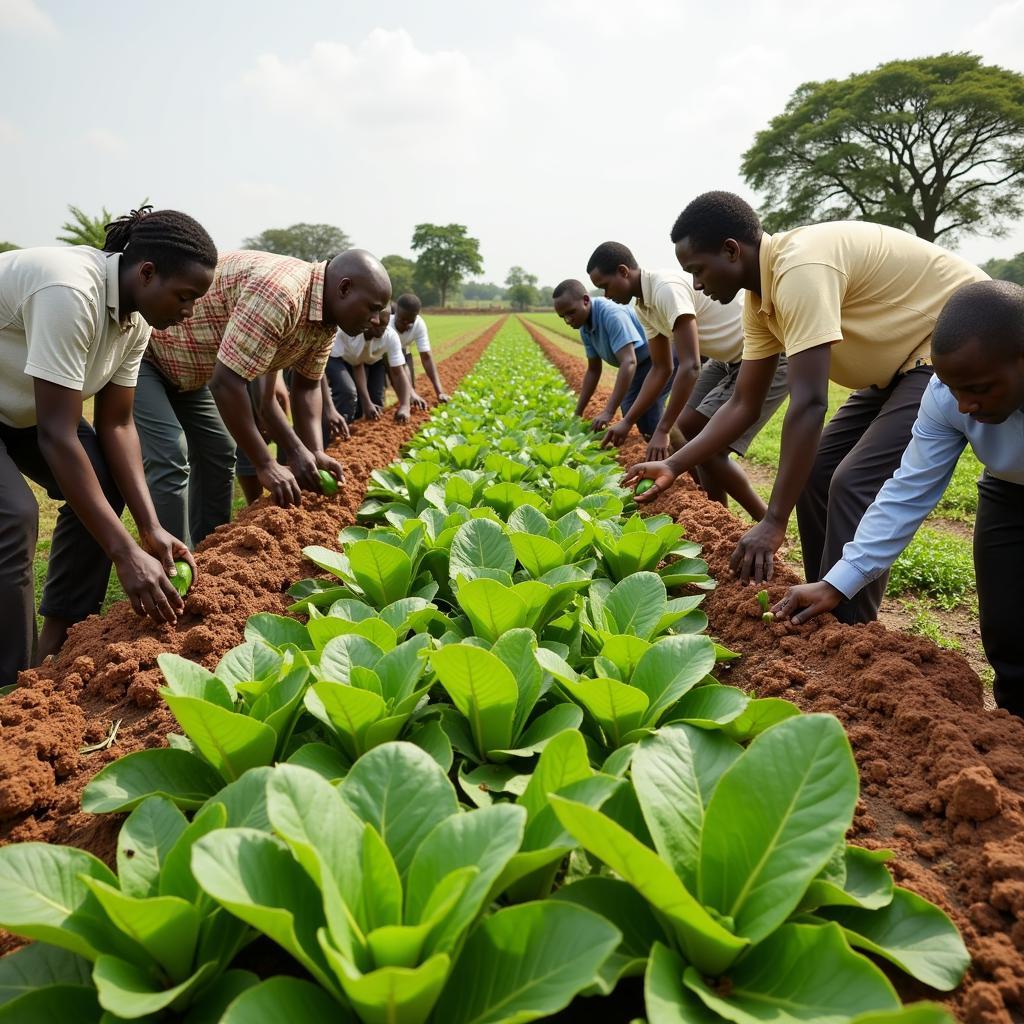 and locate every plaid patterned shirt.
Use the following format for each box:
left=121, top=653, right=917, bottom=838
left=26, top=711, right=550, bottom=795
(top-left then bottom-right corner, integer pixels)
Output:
left=147, top=250, right=333, bottom=391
